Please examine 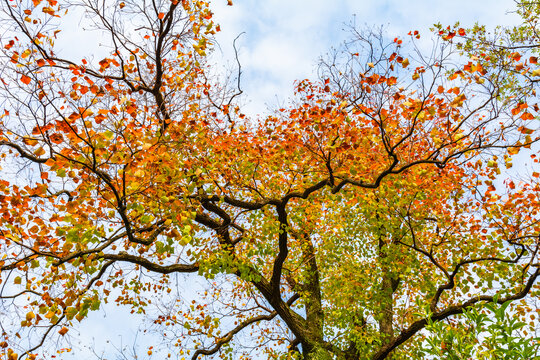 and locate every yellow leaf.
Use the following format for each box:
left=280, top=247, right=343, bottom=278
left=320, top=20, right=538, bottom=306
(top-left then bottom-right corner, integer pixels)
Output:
left=507, top=147, right=520, bottom=155
left=26, top=311, right=35, bottom=321
left=44, top=311, right=55, bottom=319
left=103, top=131, right=115, bottom=140
left=34, top=147, right=46, bottom=156
left=23, top=137, right=38, bottom=146
left=402, top=58, right=410, bottom=68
